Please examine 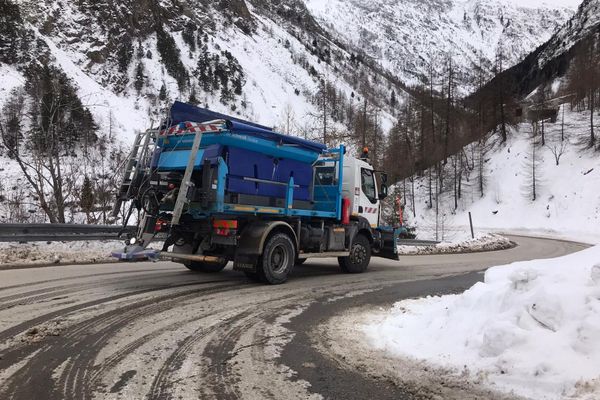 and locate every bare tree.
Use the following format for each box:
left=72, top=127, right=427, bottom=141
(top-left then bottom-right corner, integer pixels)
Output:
left=522, top=123, right=543, bottom=202
left=0, top=66, right=98, bottom=223
left=568, top=36, right=600, bottom=149
left=281, top=102, right=296, bottom=135
left=546, top=139, right=567, bottom=166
